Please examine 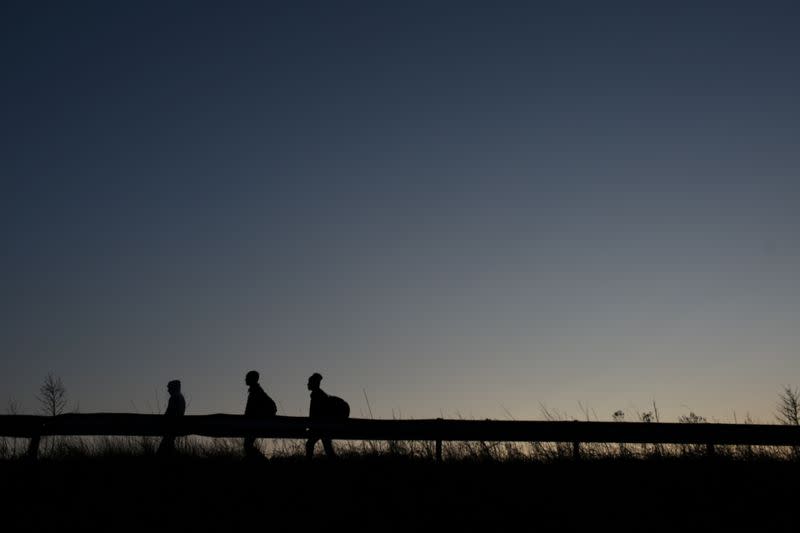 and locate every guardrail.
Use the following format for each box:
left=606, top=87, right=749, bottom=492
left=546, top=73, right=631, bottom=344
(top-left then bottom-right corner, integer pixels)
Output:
left=2, top=414, right=800, bottom=460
